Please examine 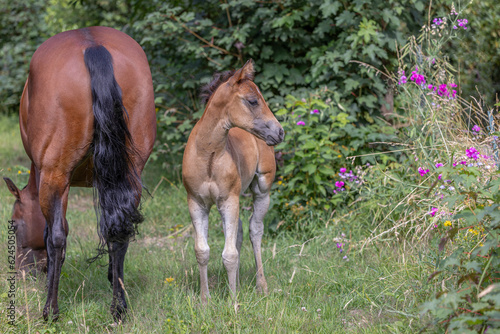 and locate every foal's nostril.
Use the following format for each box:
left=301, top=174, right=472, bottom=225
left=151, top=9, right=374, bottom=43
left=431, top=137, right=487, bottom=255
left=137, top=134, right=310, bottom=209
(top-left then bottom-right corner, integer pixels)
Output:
left=279, top=128, right=285, bottom=140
